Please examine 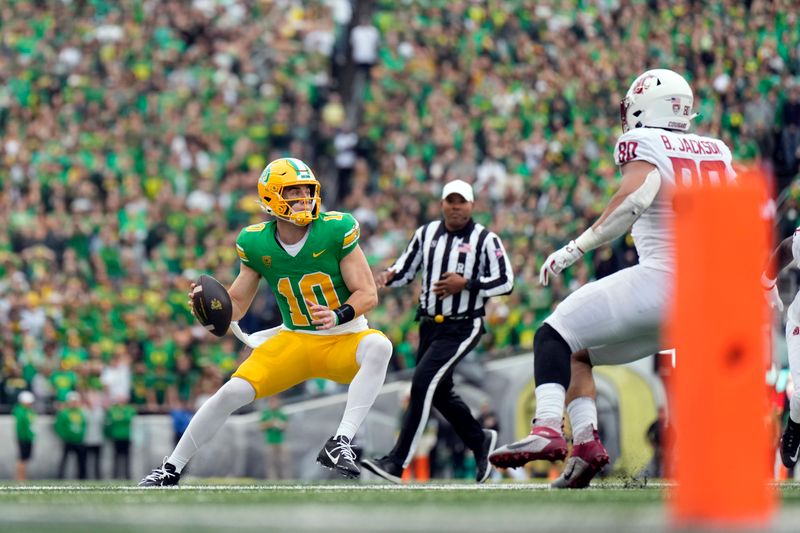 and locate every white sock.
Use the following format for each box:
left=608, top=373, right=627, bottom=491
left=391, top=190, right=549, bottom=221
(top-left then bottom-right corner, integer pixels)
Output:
left=786, top=319, right=800, bottom=424
left=335, top=334, right=393, bottom=439
left=167, top=377, right=255, bottom=473
left=567, top=396, right=598, bottom=444
left=534, top=383, right=566, bottom=432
